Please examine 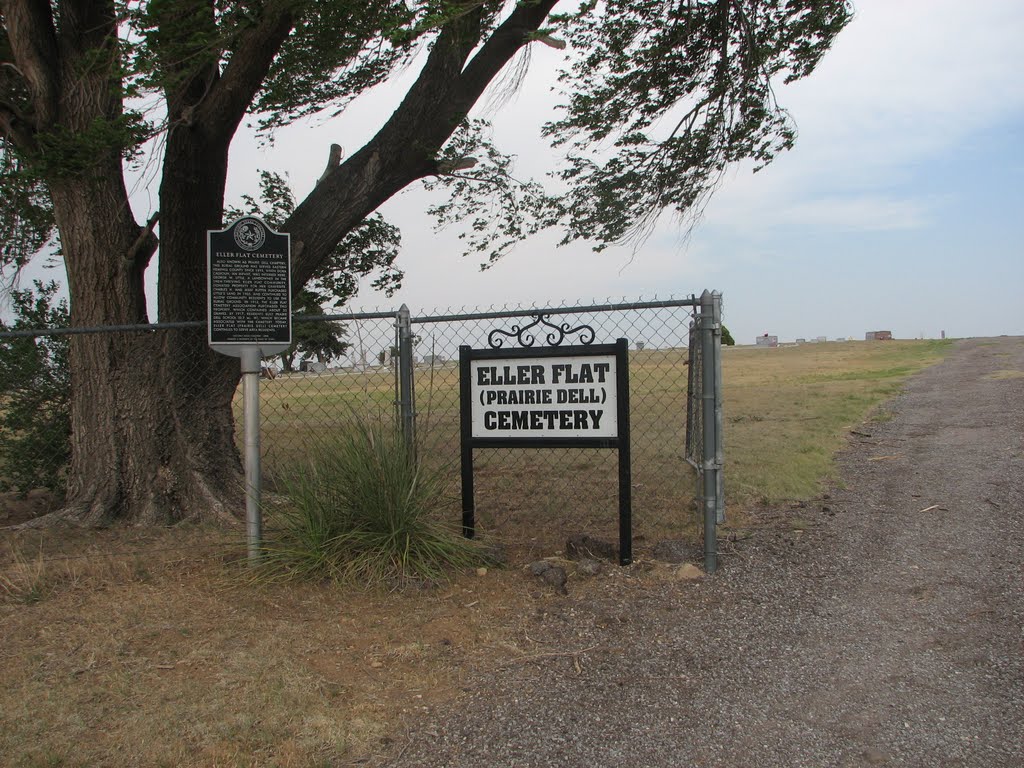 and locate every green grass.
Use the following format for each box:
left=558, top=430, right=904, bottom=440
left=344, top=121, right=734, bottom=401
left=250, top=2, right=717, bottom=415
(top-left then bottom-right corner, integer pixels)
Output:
left=722, top=340, right=951, bottom=503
